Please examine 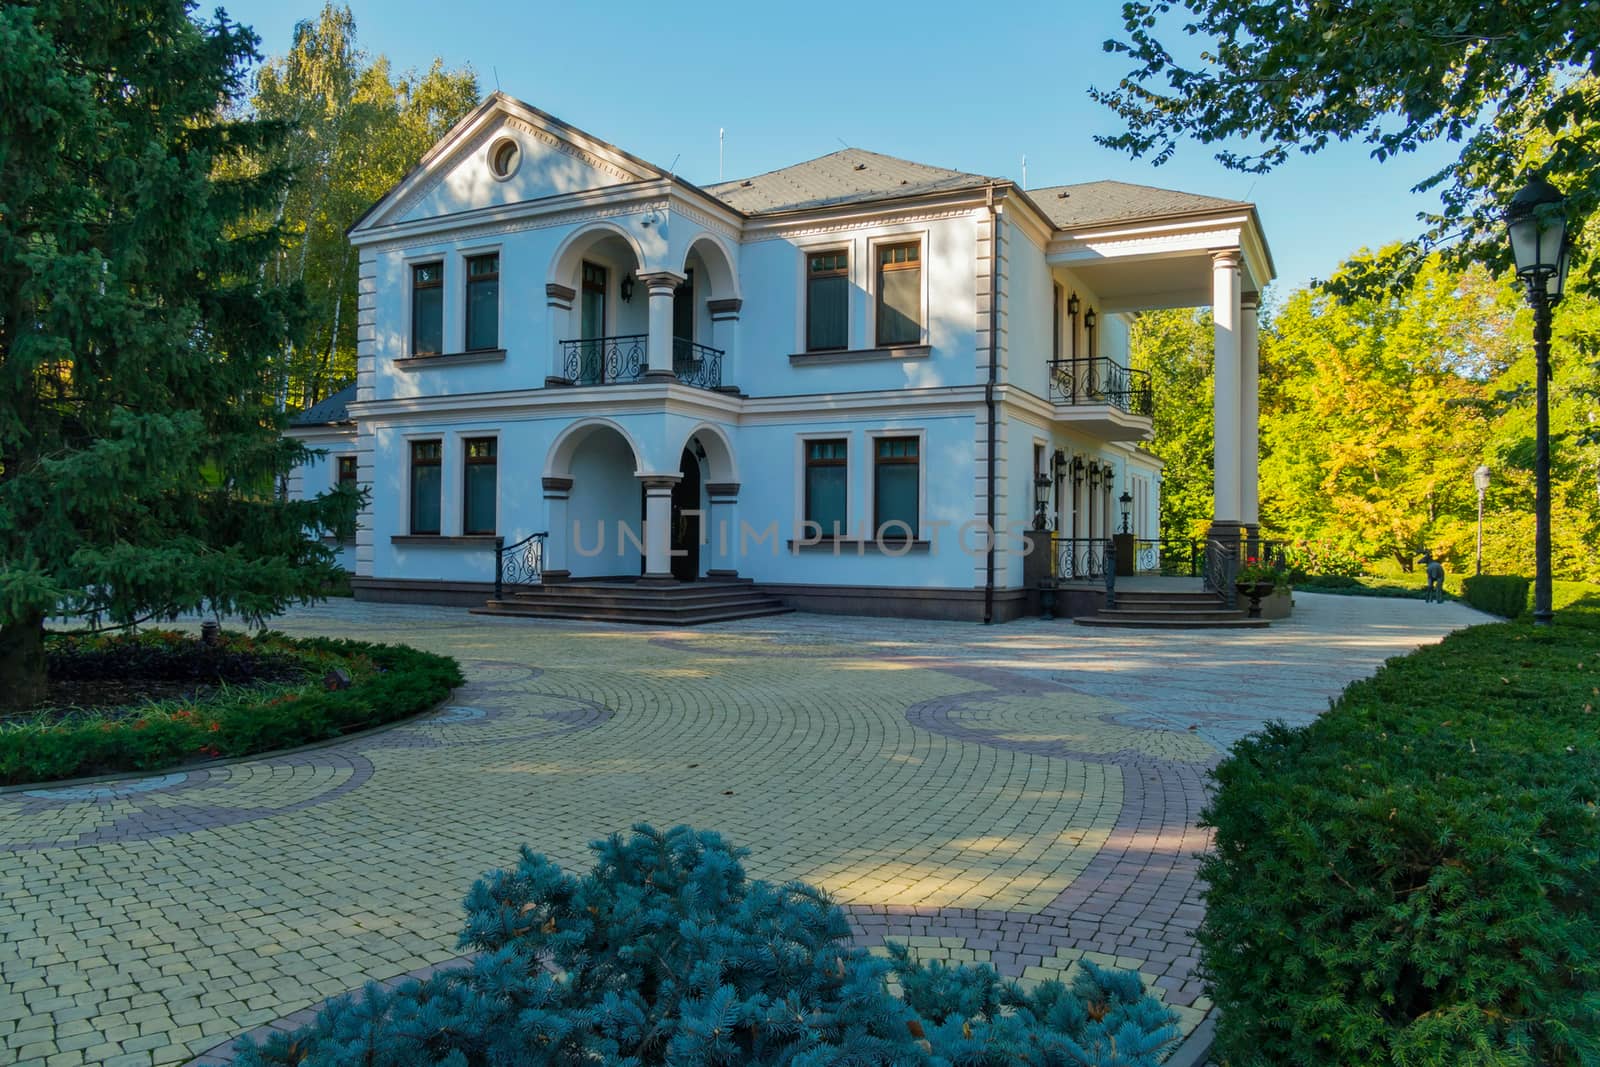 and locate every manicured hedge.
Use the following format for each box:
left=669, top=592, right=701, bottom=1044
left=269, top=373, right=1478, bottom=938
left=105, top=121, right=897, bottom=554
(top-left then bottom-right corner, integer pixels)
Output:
left=1462, top=574, right=1532, bottom=617
left=1293, top=574, right=1445, bottom=600
left=0, top=630, right=462, bottom=785
left=1198, top=597, right=1600, bottom=1064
